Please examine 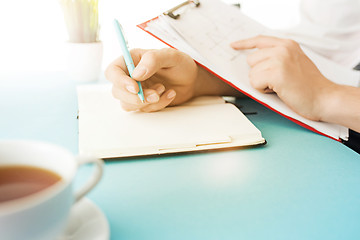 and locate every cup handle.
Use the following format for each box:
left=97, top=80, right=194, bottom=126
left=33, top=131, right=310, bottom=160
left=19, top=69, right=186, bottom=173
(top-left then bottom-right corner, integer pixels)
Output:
left=74, top=156, right=104, bottom=202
